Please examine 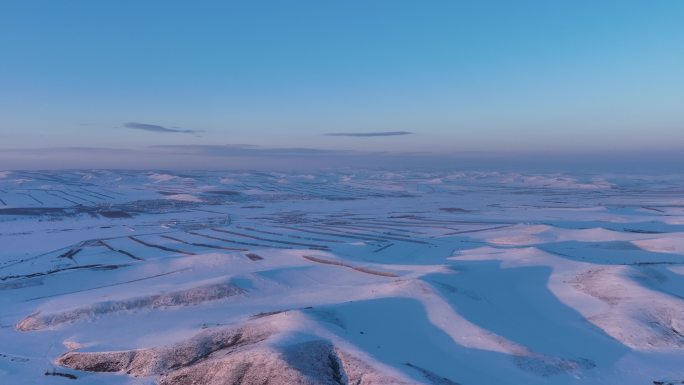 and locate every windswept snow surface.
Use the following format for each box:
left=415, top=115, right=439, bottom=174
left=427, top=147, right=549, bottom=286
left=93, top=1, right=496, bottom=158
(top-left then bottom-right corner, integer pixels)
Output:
left=1, top=170, right=684, bottom=384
